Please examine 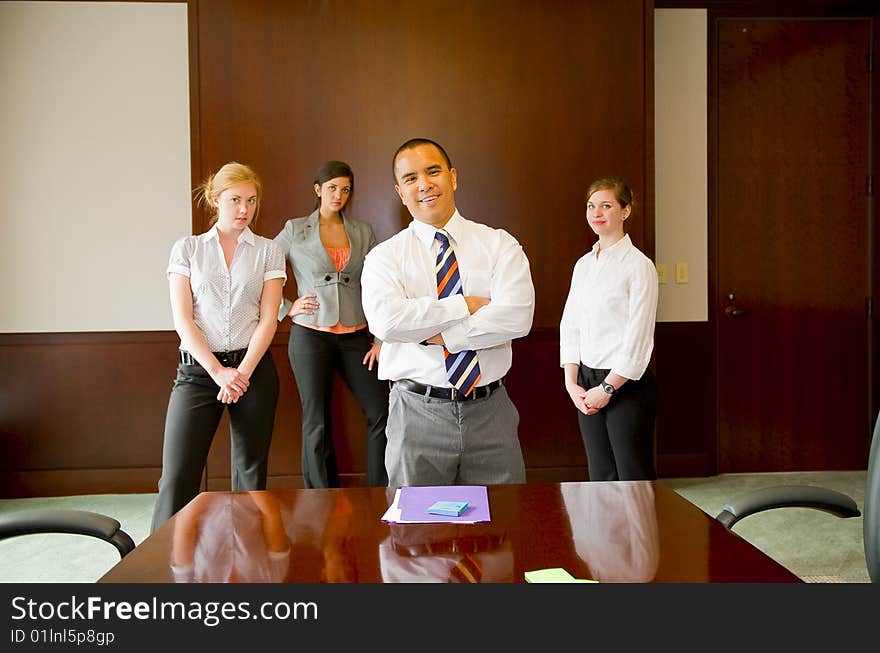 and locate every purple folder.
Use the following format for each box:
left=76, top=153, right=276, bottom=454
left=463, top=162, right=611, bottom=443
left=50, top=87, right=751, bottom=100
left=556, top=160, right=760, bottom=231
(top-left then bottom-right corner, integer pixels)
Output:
left=397, top=485, right=490, bottom=523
